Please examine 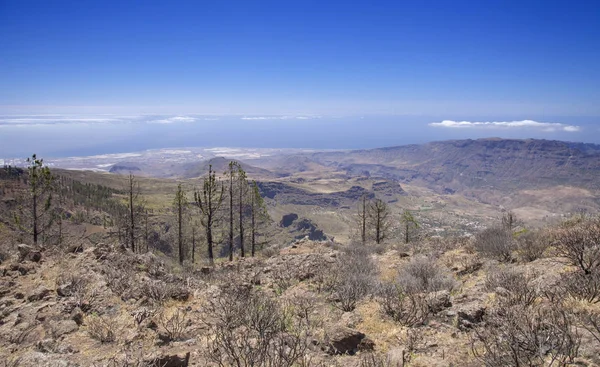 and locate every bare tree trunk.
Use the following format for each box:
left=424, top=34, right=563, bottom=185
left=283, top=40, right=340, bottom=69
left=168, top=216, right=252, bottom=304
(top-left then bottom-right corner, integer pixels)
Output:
left=32, top=188, right=38, bottom=245
left=129, top=174, right=135, bottom=253
left=239, top=178, right=245, bottom=258
left=192, top=226, right=196, bottom=264
left=228, top=165, right=234, bottom=261
left=251, top=192, right=256, bottom=257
